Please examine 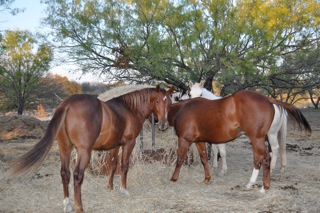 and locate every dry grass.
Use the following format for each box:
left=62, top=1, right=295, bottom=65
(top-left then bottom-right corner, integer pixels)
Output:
left=0, top=110, right=319, bottom=213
